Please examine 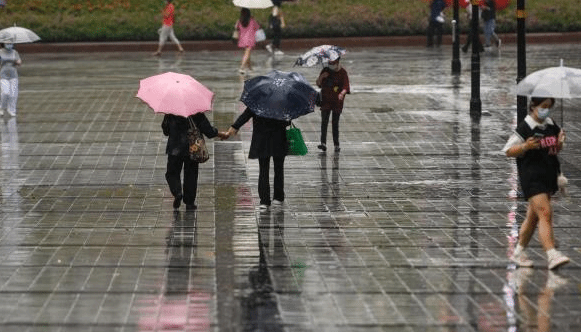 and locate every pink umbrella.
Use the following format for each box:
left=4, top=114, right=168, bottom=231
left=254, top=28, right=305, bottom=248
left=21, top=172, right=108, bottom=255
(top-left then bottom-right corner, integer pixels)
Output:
left=136, top=72, right=214, bottom=117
